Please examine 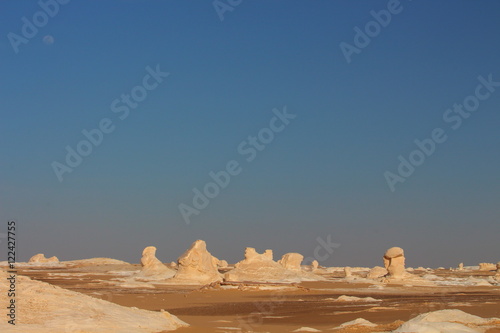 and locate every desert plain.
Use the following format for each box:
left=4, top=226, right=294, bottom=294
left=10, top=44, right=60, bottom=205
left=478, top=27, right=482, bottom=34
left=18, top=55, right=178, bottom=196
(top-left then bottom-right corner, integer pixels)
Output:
left=1, top=240, right=500, bottom=333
